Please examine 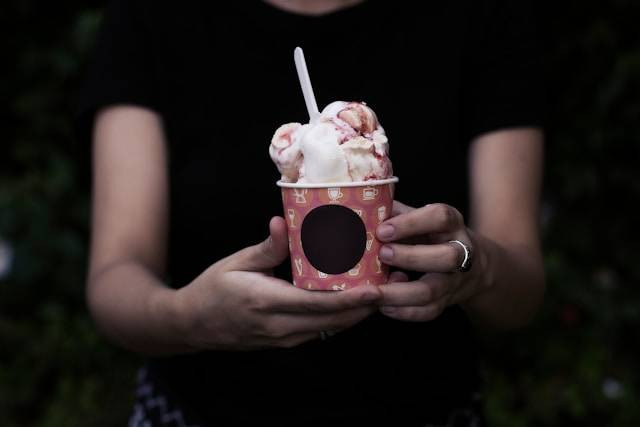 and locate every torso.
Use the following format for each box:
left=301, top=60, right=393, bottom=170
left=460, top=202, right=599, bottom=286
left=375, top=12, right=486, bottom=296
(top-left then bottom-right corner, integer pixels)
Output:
left=137, top=0, right=481, bottom=423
